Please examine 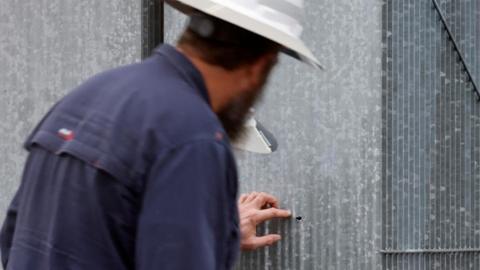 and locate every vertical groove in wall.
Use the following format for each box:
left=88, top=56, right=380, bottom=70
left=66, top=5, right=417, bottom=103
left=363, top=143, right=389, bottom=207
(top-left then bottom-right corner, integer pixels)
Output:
left=383, top=0, right=480, bottom=269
